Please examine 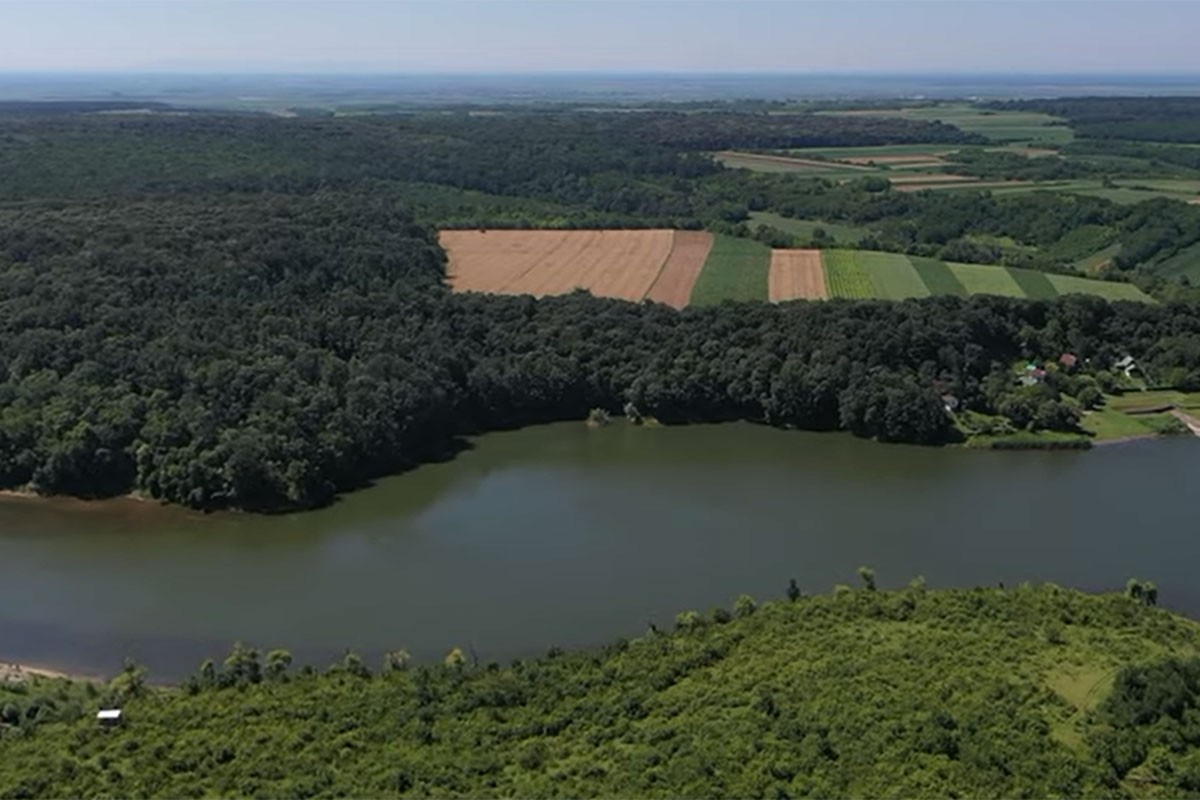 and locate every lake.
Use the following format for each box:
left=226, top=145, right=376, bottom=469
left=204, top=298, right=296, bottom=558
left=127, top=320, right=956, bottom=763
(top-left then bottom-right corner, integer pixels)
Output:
left=1, top=422, right=1195, bottom=679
